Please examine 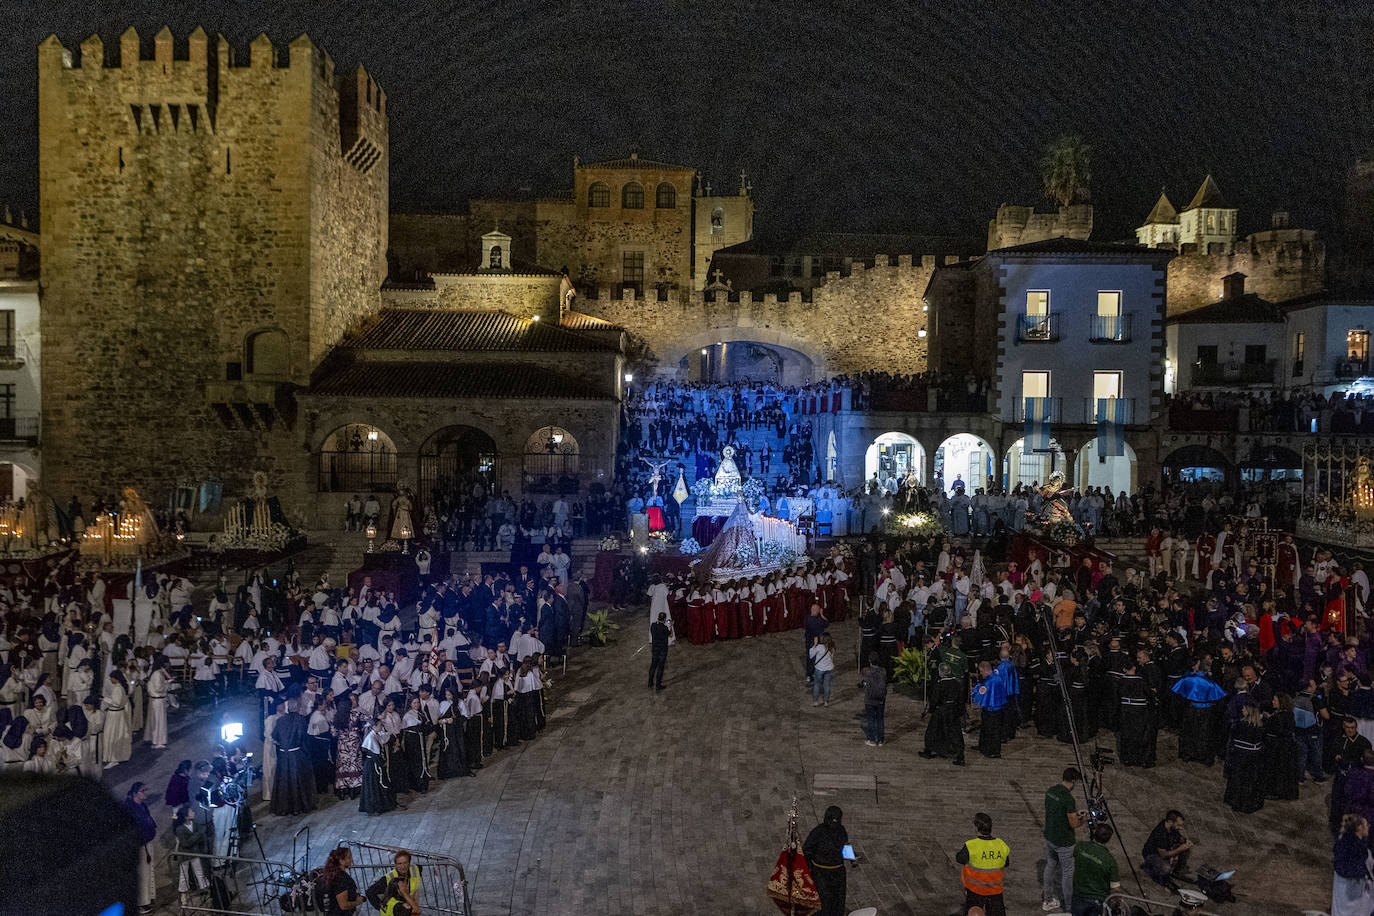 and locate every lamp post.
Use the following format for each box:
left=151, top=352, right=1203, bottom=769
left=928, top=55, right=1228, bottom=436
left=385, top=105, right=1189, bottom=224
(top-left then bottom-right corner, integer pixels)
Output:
left=400, top=525, right=412, bottom=556
left=365, top=523, right=376, bottom=554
